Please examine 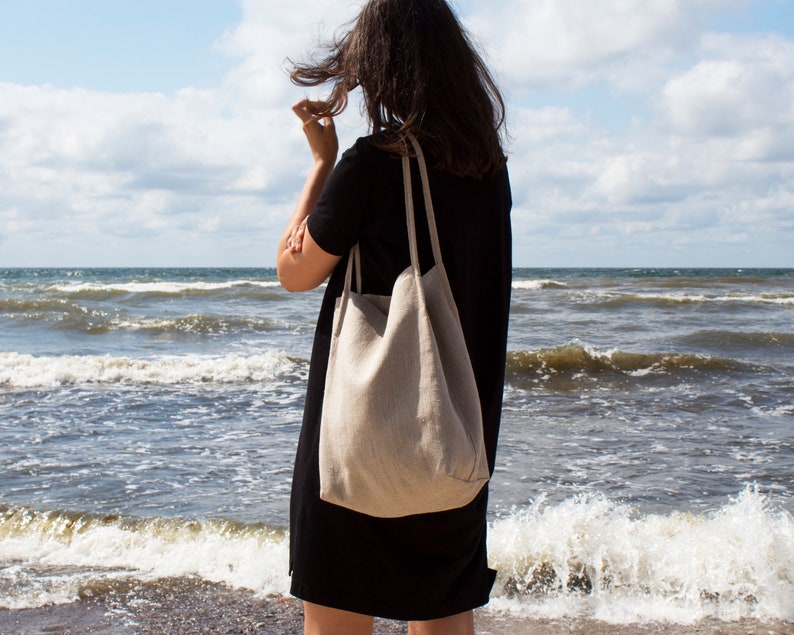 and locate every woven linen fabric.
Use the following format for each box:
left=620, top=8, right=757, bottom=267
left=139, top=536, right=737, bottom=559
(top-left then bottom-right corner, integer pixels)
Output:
left=318, top=135, right=490, bottom=518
